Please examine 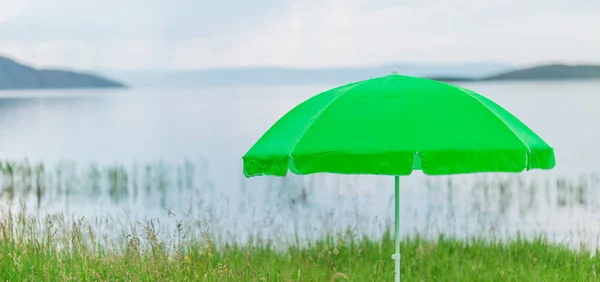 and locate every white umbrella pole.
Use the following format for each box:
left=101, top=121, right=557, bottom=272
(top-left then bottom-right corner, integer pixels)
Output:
left=392, top=175, right=401, bottom=282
